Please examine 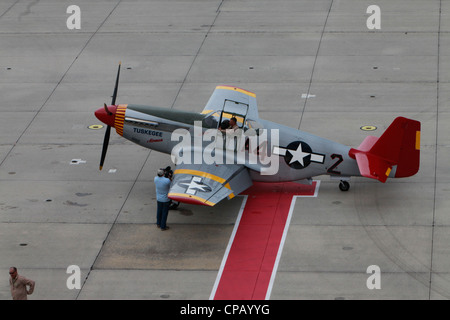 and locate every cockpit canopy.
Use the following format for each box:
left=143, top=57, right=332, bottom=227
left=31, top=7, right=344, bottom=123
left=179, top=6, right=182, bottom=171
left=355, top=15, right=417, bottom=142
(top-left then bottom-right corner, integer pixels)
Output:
left=202, top=110, right=264, bottom=133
